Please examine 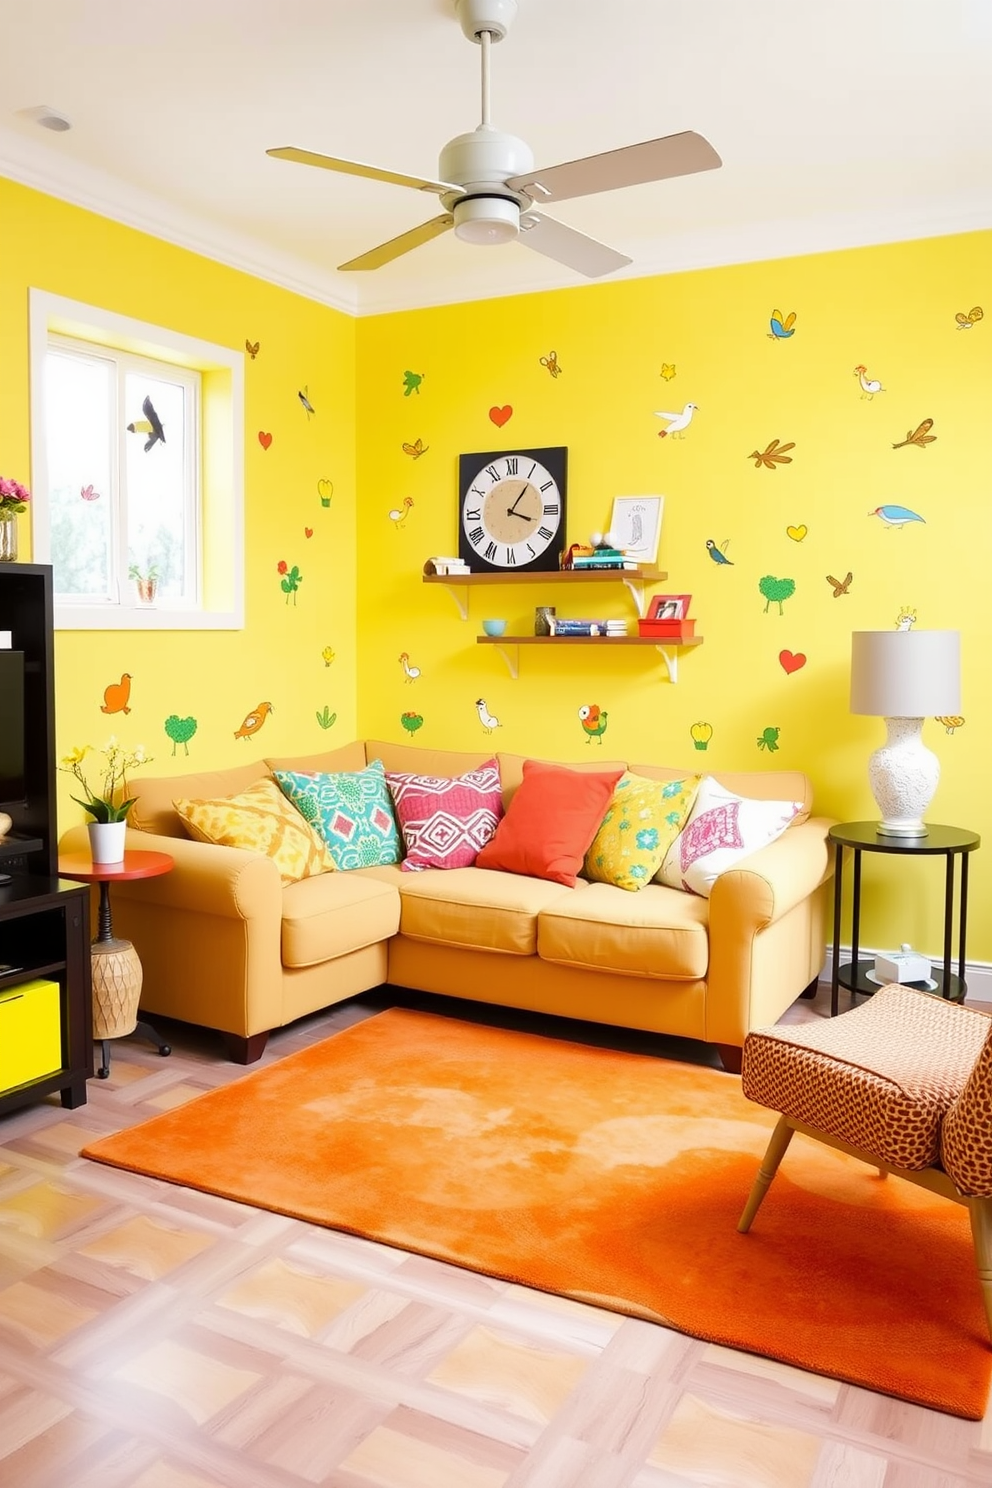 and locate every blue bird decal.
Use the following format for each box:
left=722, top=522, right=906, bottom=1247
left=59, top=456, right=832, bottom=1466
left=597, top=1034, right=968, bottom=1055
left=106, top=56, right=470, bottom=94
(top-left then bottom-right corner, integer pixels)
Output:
left=706, top=539, right=733, bottom=565
left=768, top=309, right=796, bottom=340
left=869, top=505, right=925, bottom=529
